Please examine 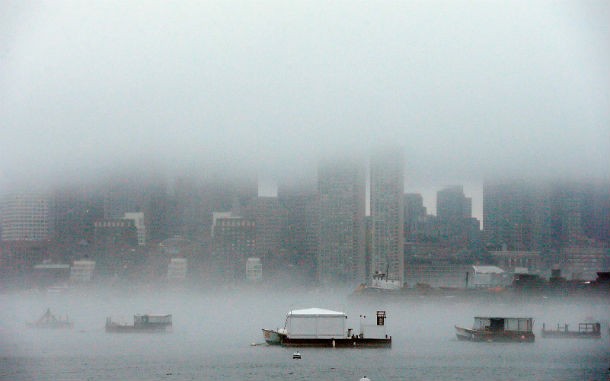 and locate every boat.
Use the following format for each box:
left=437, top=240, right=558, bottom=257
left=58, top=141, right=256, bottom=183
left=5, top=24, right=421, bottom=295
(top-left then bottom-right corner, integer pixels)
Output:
left=26, top=308, right=73, bottom=329
left=105, top=314, right=172, bottom=333
left=292, top=351, right=301, bottom=359
left=261, top=328, right=287, bottom=345
left=264, top=308, right=391, bottom=348
left=541, top=322, right=601, bottom=339
left=455, top=316, right=535, bottom=342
